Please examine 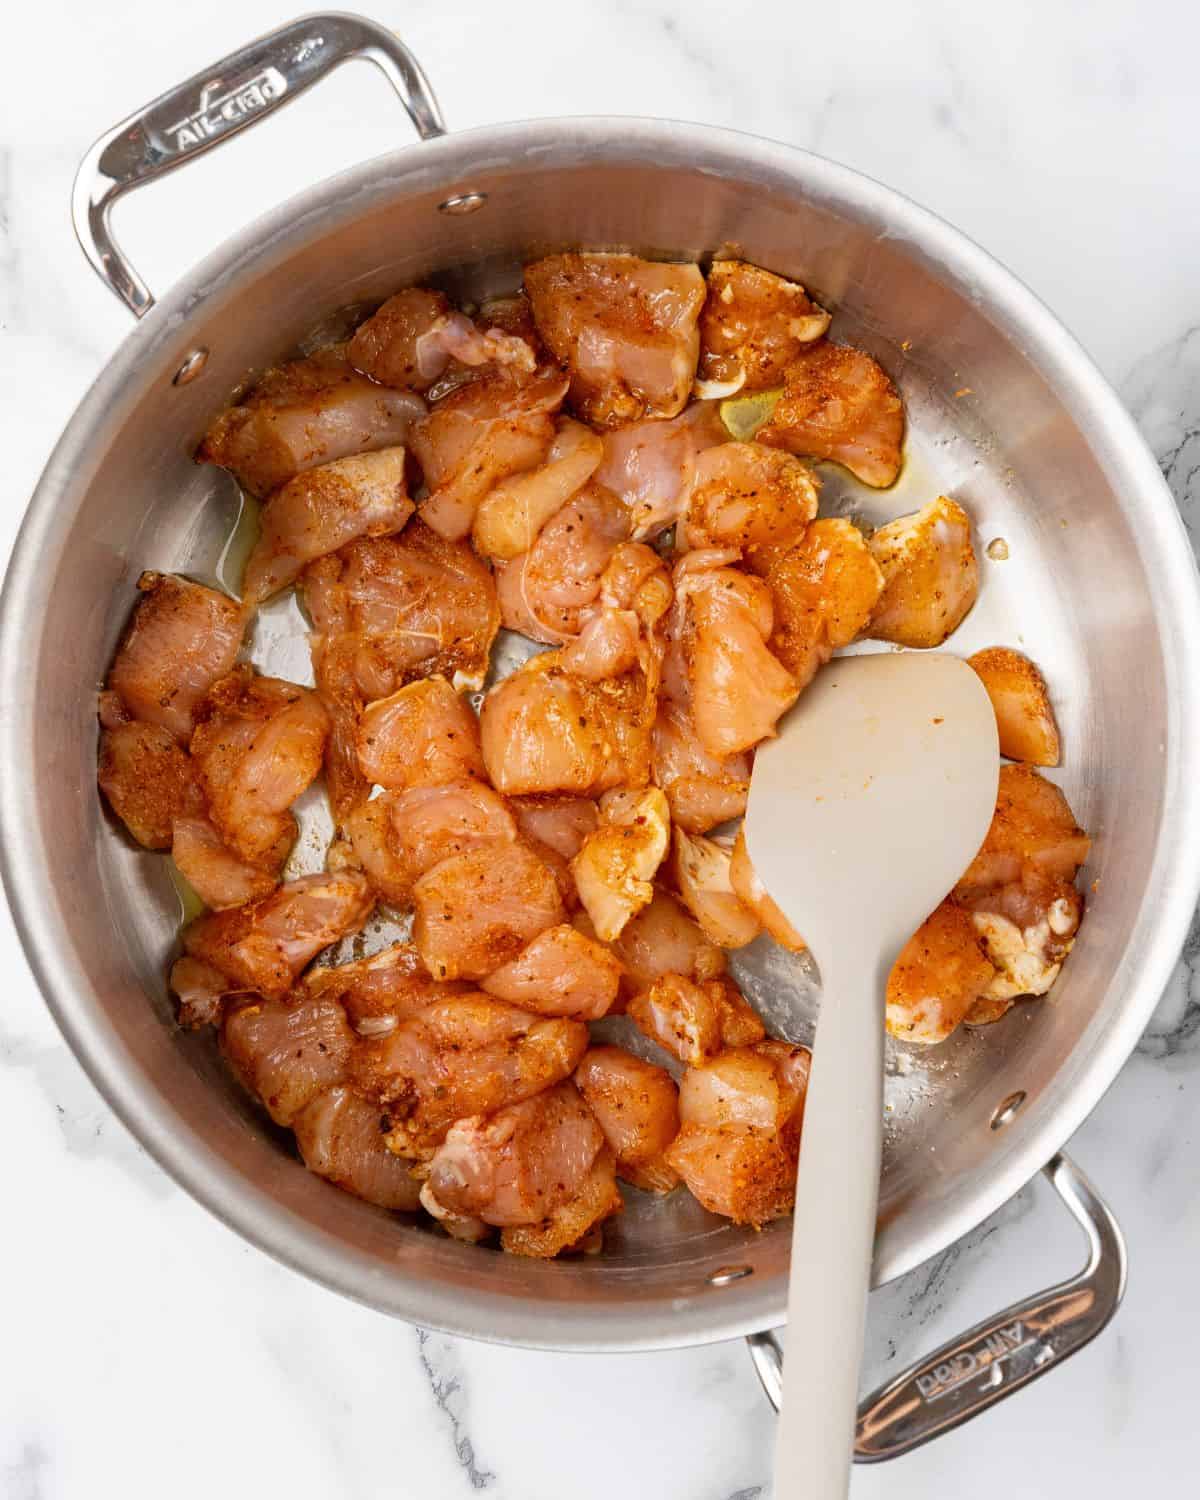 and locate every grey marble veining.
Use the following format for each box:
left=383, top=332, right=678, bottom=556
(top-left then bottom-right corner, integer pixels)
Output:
left=2, top=1, right=1199, bottom=1495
